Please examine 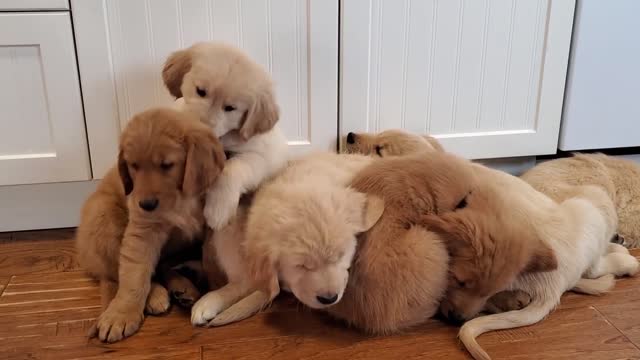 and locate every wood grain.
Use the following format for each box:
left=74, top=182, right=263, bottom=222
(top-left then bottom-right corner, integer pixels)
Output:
left=0, top=230, right=639, bottom=360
